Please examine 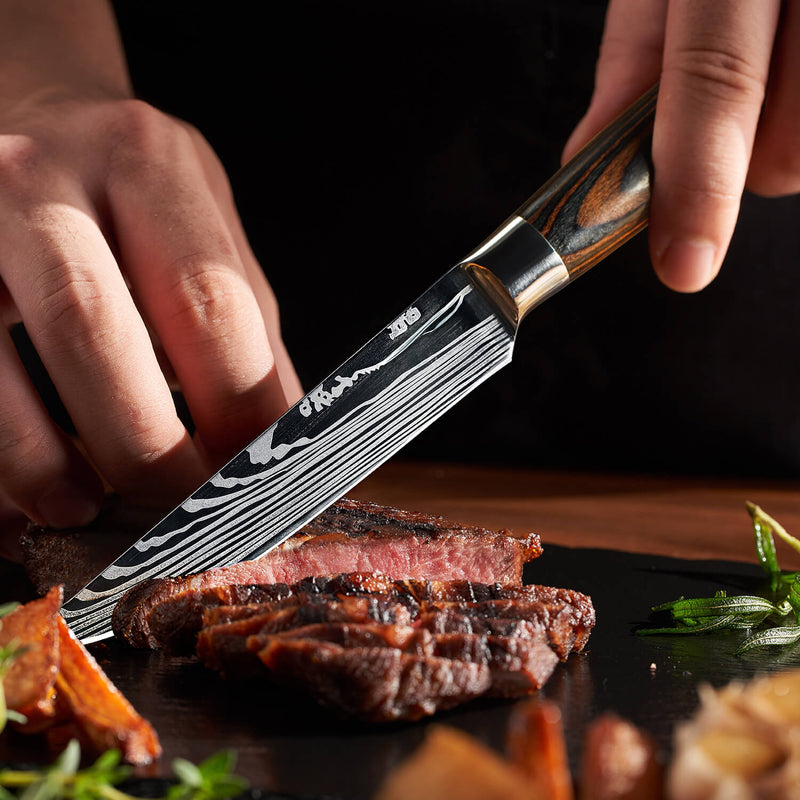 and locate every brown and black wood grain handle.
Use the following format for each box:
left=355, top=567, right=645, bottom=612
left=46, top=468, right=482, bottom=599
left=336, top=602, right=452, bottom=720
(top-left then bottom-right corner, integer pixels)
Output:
left=519, top=84, right=657, bottom=279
